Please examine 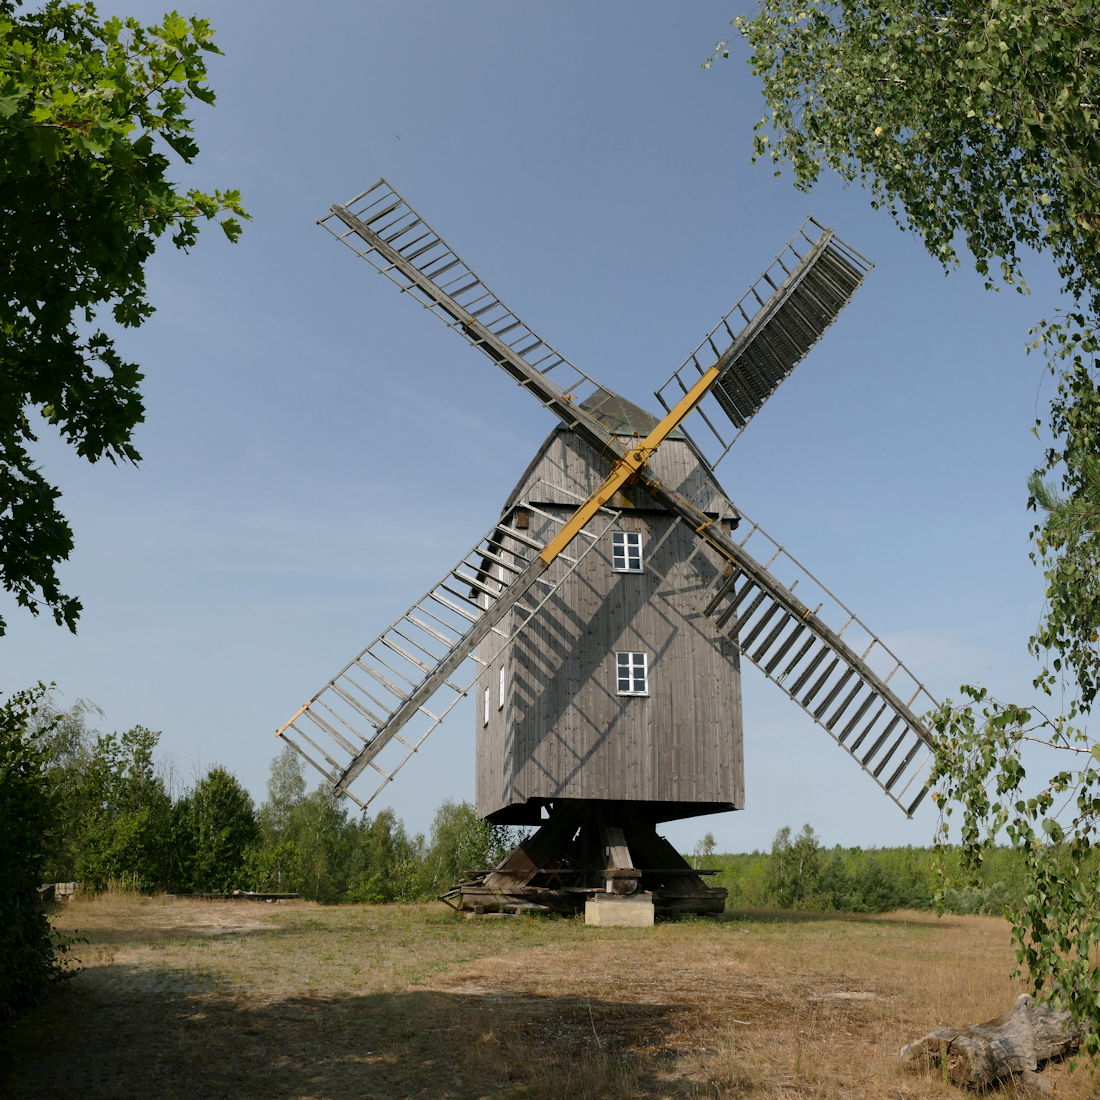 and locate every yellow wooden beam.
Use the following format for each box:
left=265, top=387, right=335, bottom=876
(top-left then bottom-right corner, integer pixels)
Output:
left=539, top=365, right=722, bottom=565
